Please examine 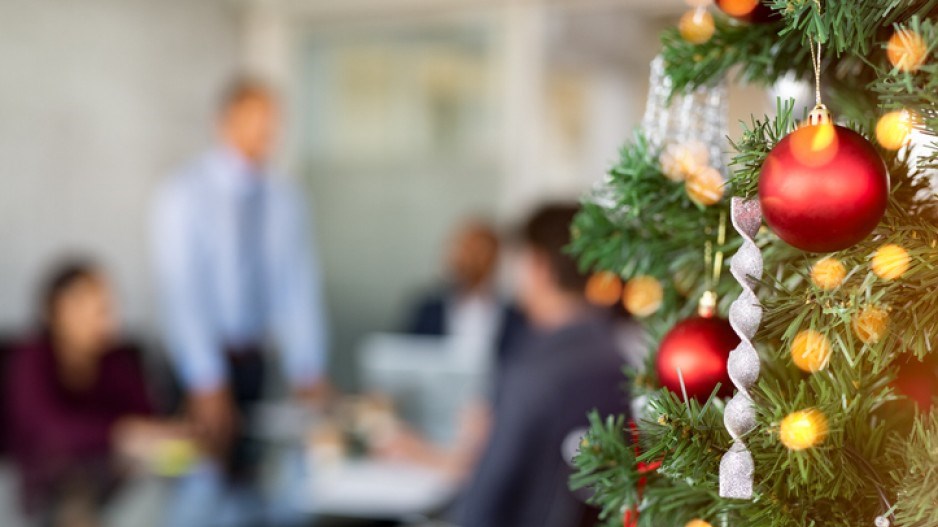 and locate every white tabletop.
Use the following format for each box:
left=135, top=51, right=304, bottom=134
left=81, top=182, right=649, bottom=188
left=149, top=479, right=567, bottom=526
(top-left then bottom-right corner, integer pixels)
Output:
left=304, top=459, right=458, bottom=520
